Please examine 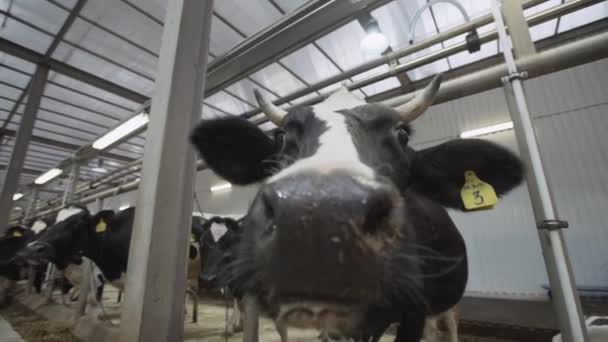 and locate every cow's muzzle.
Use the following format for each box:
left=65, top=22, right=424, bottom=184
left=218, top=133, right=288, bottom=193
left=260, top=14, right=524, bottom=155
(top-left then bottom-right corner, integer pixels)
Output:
left=250, top=172, right=398, bottom=302
left=17, top=241, right=55, bottom=265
